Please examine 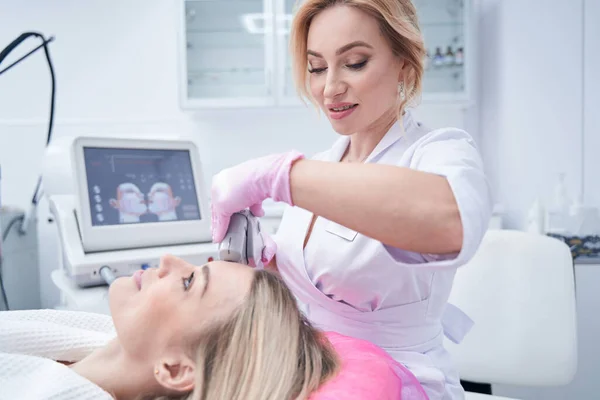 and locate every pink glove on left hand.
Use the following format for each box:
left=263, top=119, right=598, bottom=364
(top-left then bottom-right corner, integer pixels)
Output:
left=210, top=150, right=305, bottom=245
